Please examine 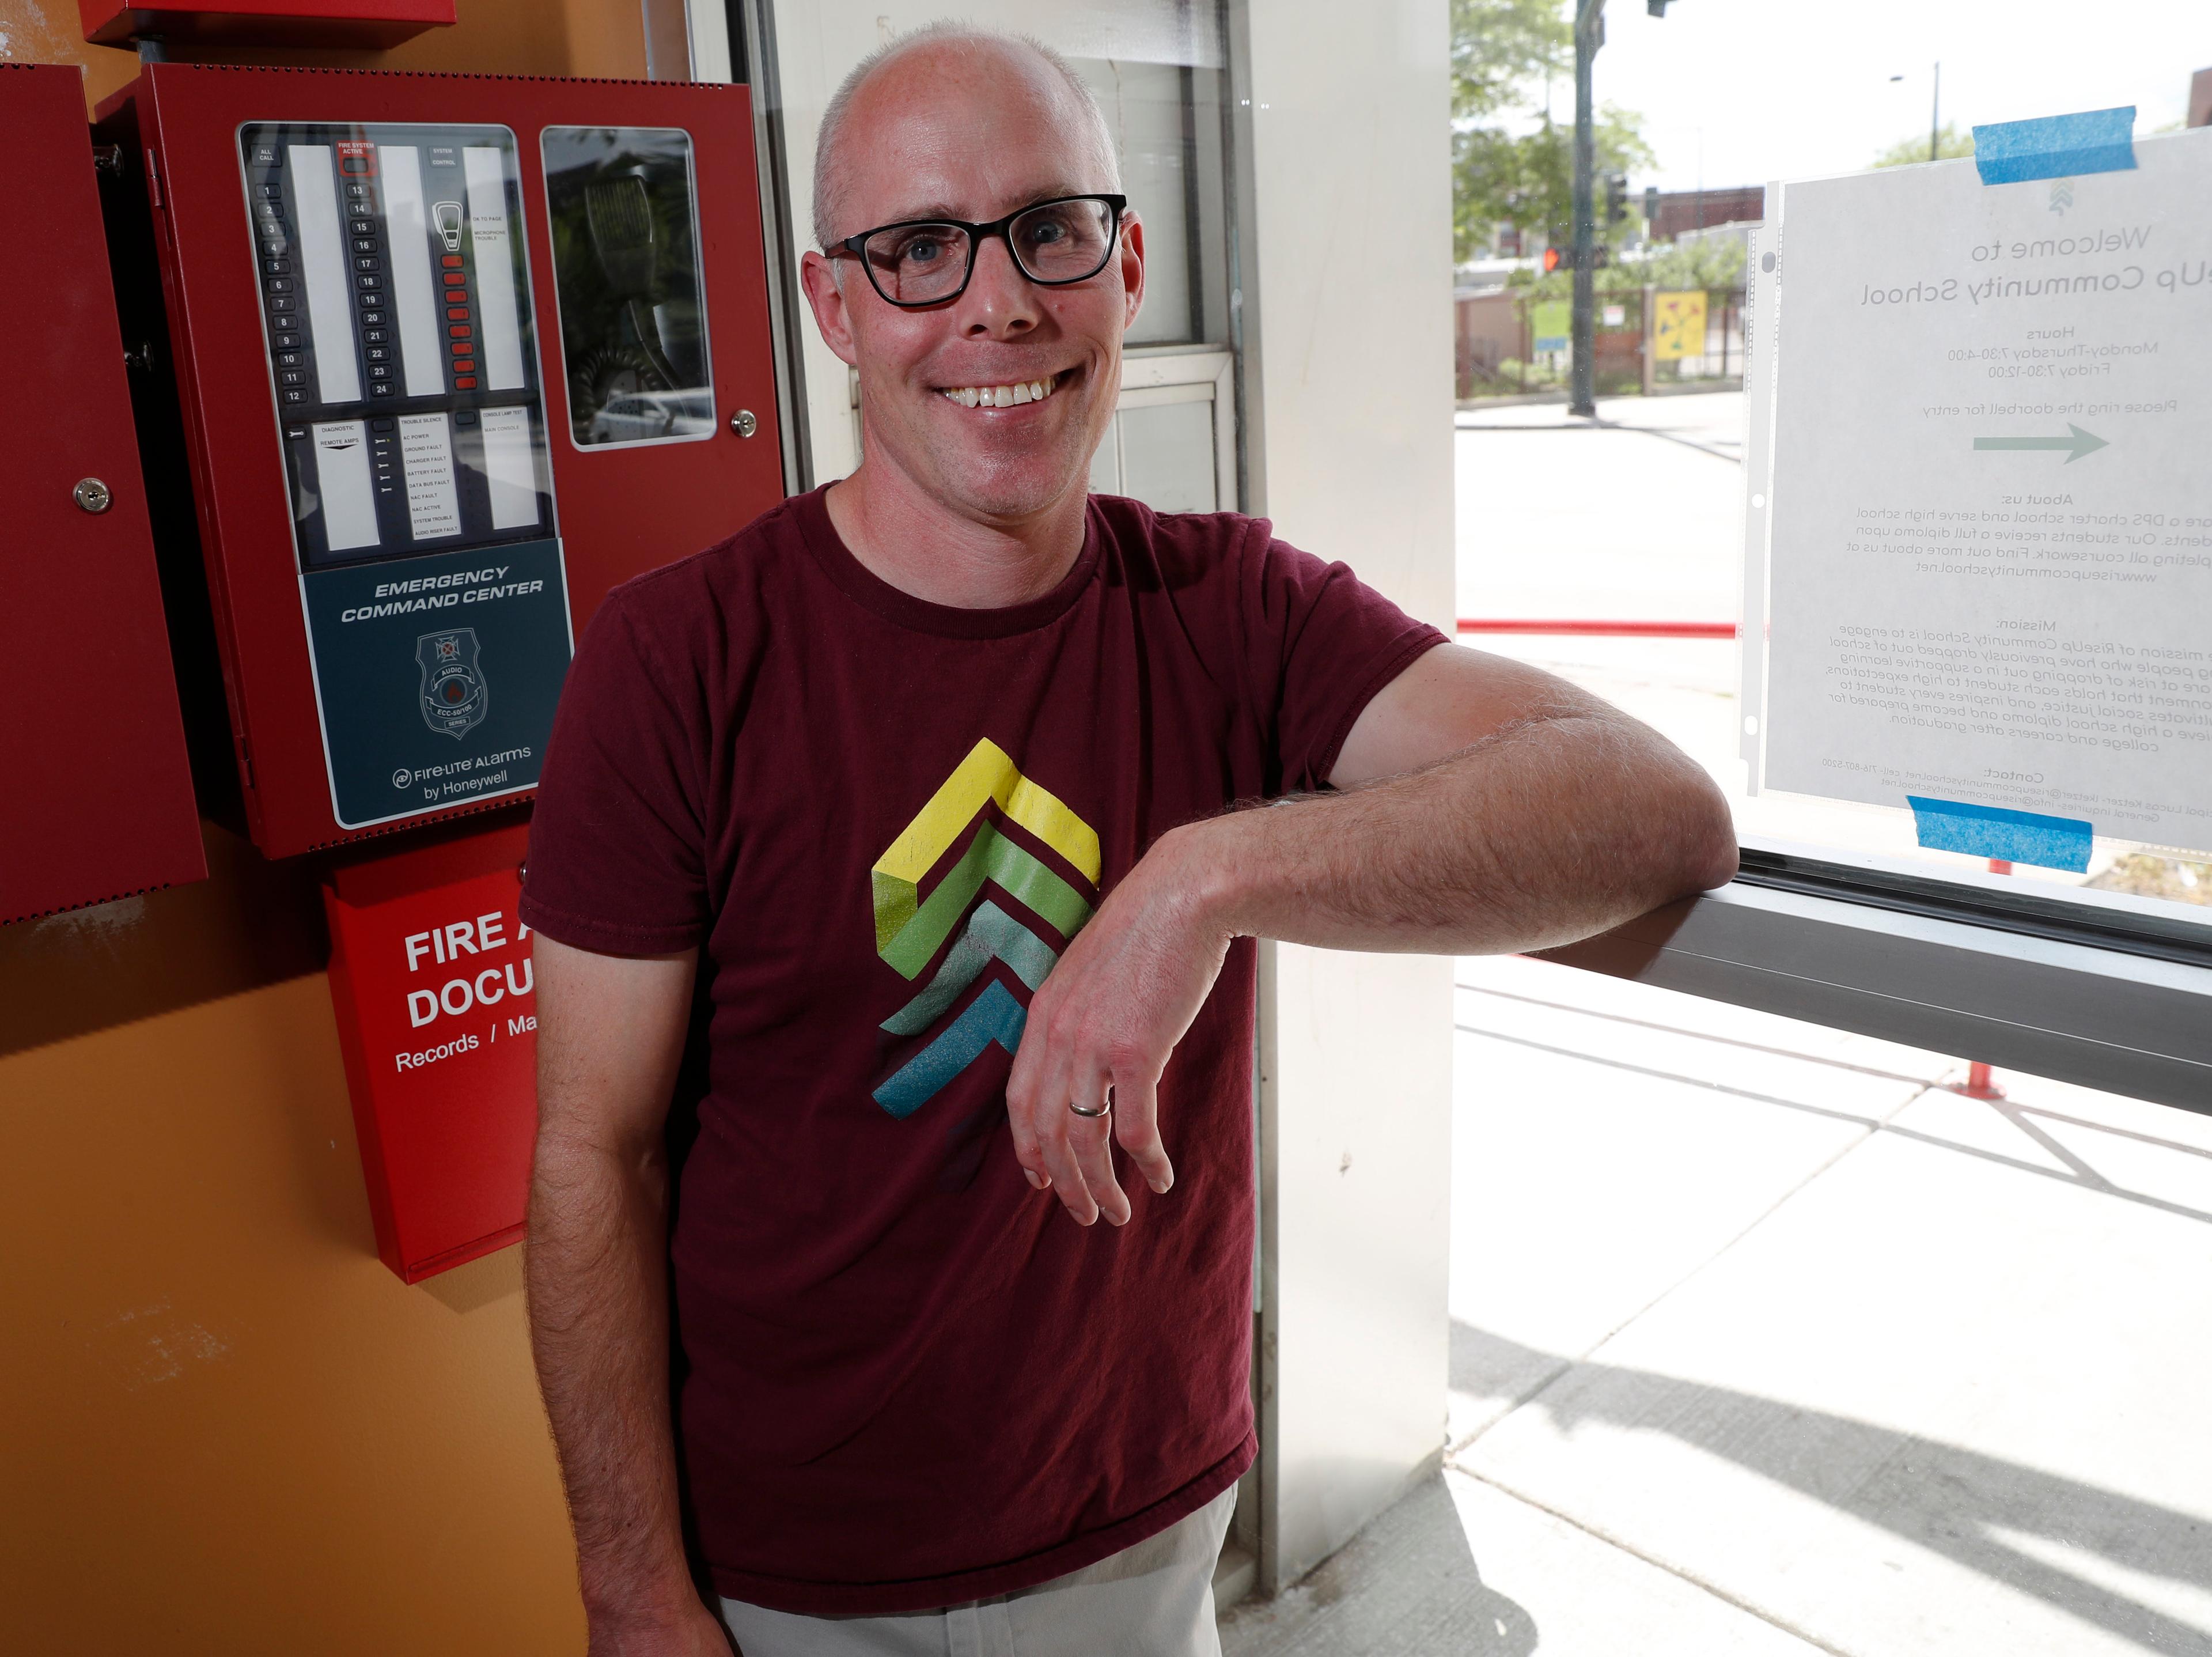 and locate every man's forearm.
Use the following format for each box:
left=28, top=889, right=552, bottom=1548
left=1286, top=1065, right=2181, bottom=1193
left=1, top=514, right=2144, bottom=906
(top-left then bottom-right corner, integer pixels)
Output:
left=1181, top=707, right=1737, bottom=956
left=525, top=1133, right=699, bottom=1632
